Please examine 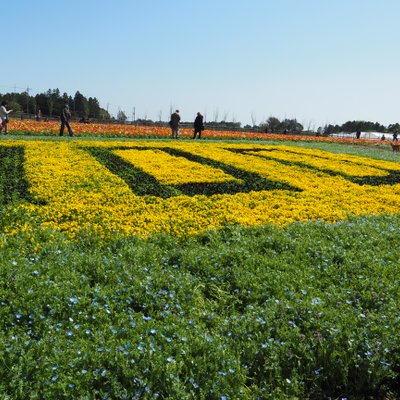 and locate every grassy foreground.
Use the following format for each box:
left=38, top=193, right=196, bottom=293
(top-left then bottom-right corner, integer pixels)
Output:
left=1, top=214, right=400, bottom=399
